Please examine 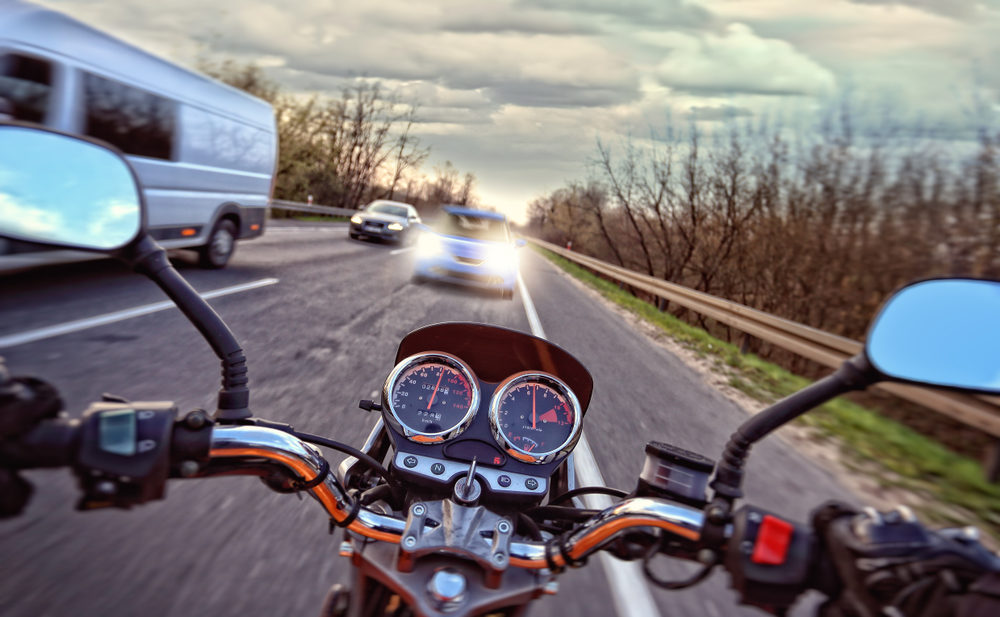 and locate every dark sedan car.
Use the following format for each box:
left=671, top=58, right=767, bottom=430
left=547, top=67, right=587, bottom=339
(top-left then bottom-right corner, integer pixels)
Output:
left=349, top=200, right=421, bottom=243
